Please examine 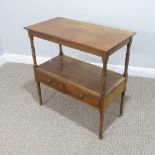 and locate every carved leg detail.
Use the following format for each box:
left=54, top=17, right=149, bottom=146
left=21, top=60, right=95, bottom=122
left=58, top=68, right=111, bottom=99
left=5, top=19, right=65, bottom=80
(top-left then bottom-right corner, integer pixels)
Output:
left=36, top=81, right=42, bottom=105
left=28, top=32, right=43, bottom=106
left=120, top=38, right=132, bottom=116
left=98, top=56, right=108, bottom=139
